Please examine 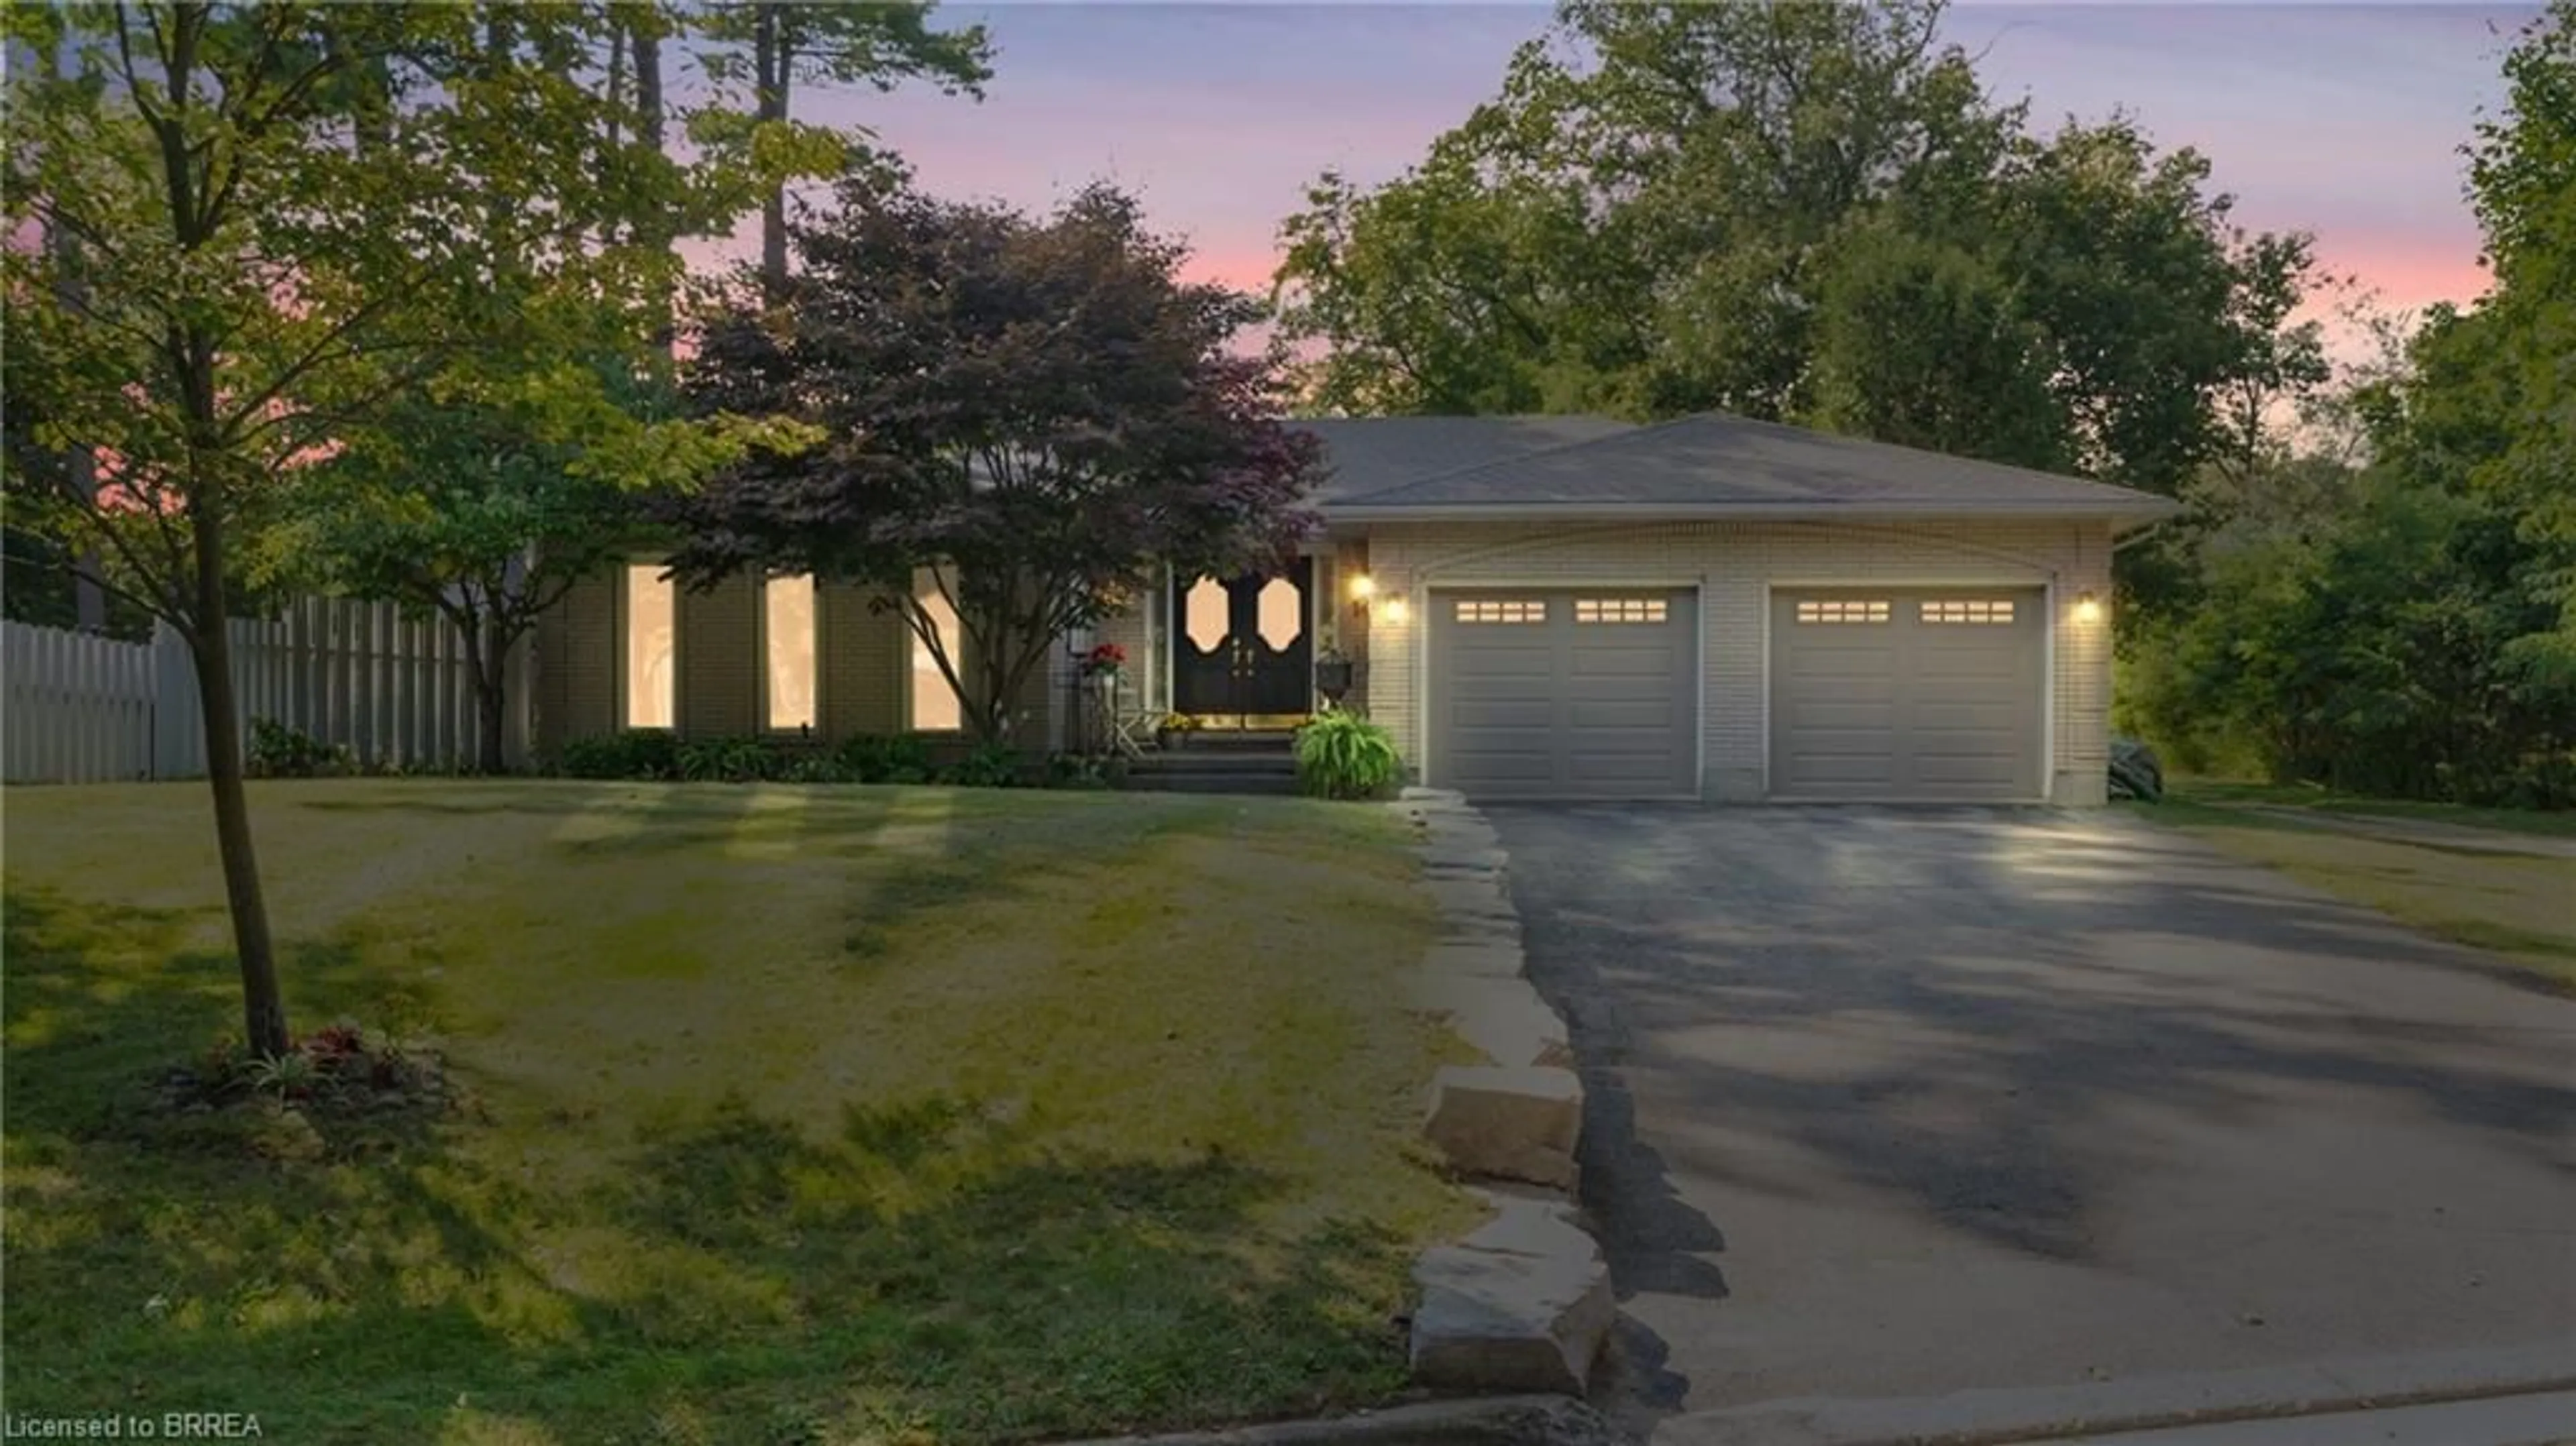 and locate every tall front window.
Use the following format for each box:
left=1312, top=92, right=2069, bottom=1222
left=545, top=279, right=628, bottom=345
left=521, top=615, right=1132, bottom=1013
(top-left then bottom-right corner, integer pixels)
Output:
left=911, top=565, right=962, bottom=732
left=625, top=563, right=675, bottom=728
left=765, top=573, right=817, bottom=730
